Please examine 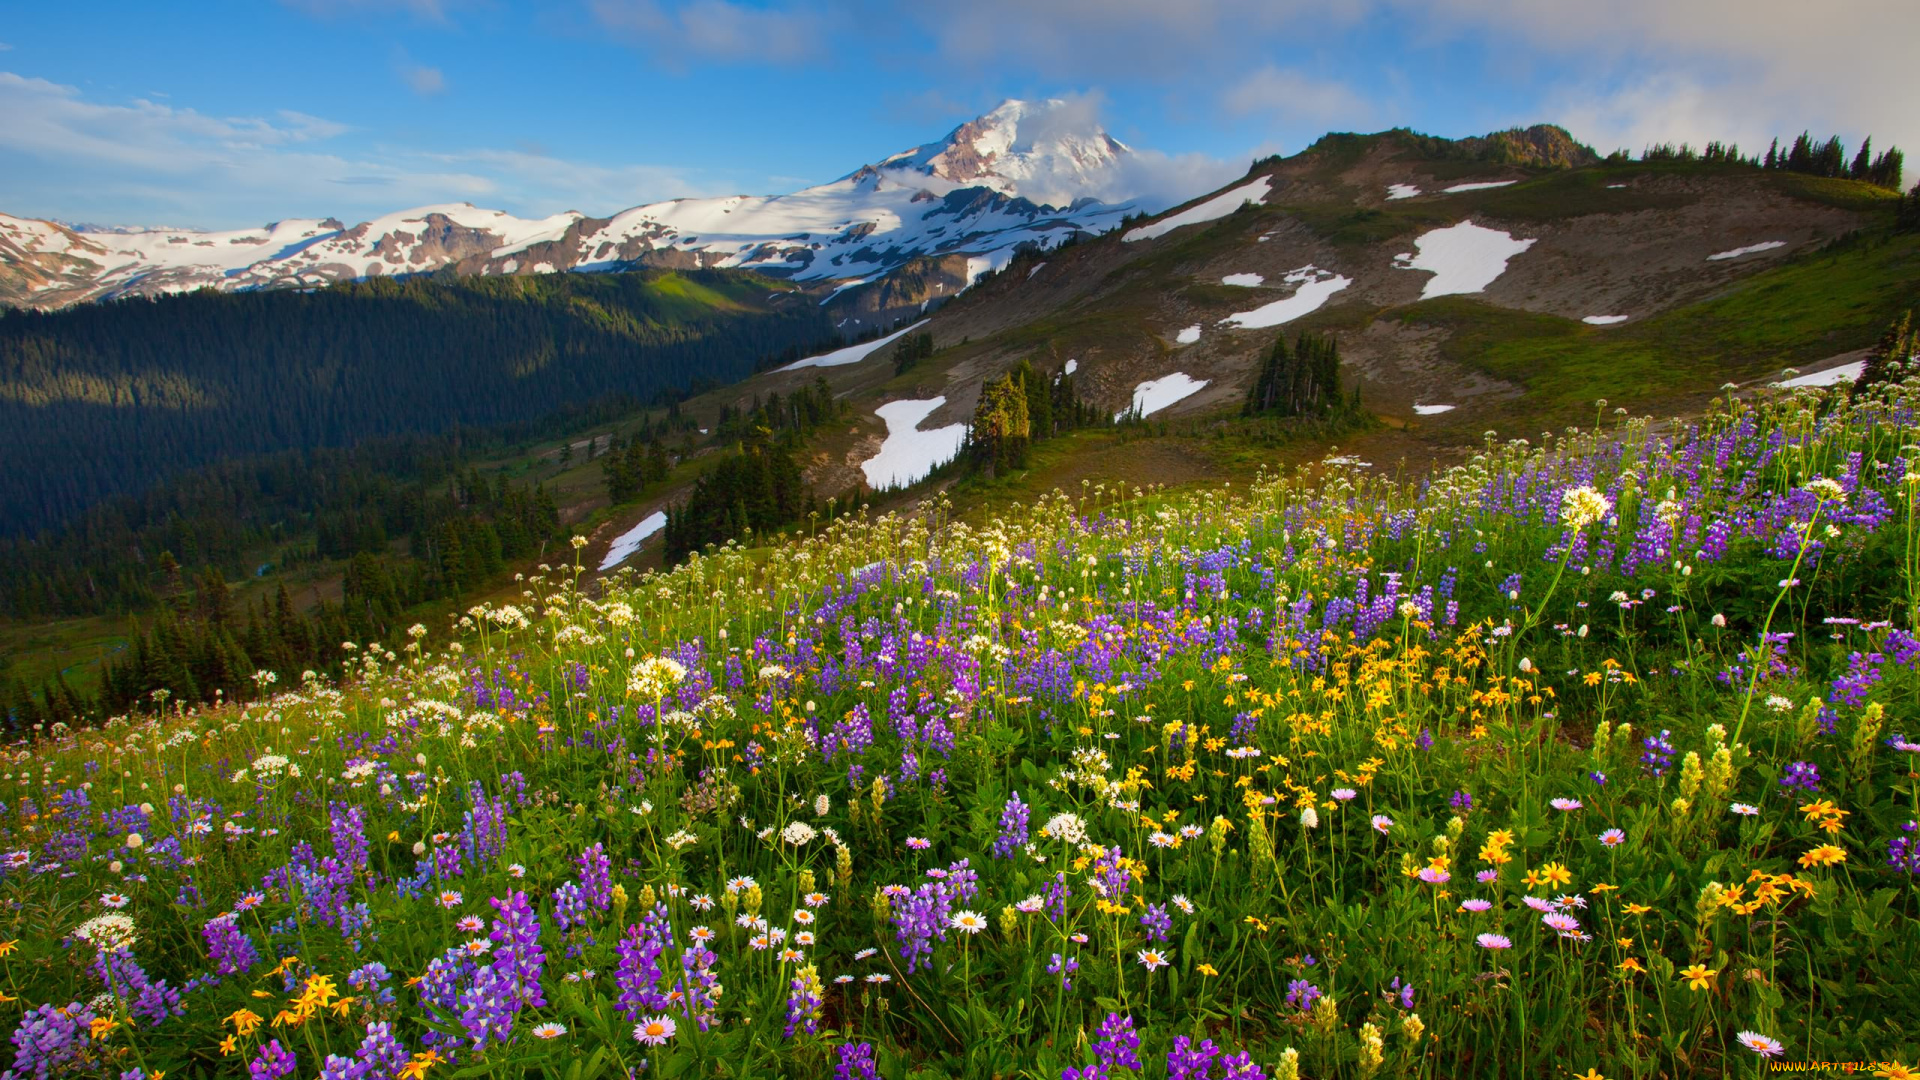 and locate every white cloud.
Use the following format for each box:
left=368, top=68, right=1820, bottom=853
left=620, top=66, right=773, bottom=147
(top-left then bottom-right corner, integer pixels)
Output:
left=0, top=42, right=12, bottom=51
left=401, top=63, right=446, bottom=95
left=588, top=0, right=827, bottom=65
left=0, top=71, right=712, bottom=228
left=1222, top=66, right=1375, bottom=129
